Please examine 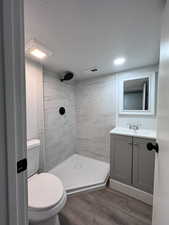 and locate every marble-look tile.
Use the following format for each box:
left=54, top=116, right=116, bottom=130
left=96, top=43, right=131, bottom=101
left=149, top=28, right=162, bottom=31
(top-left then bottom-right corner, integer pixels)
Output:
left=44, top=70, right=117, bottom=168
left=43, top=69, right=76, bottom=170
left=75, top=75, right=116, bottom=162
